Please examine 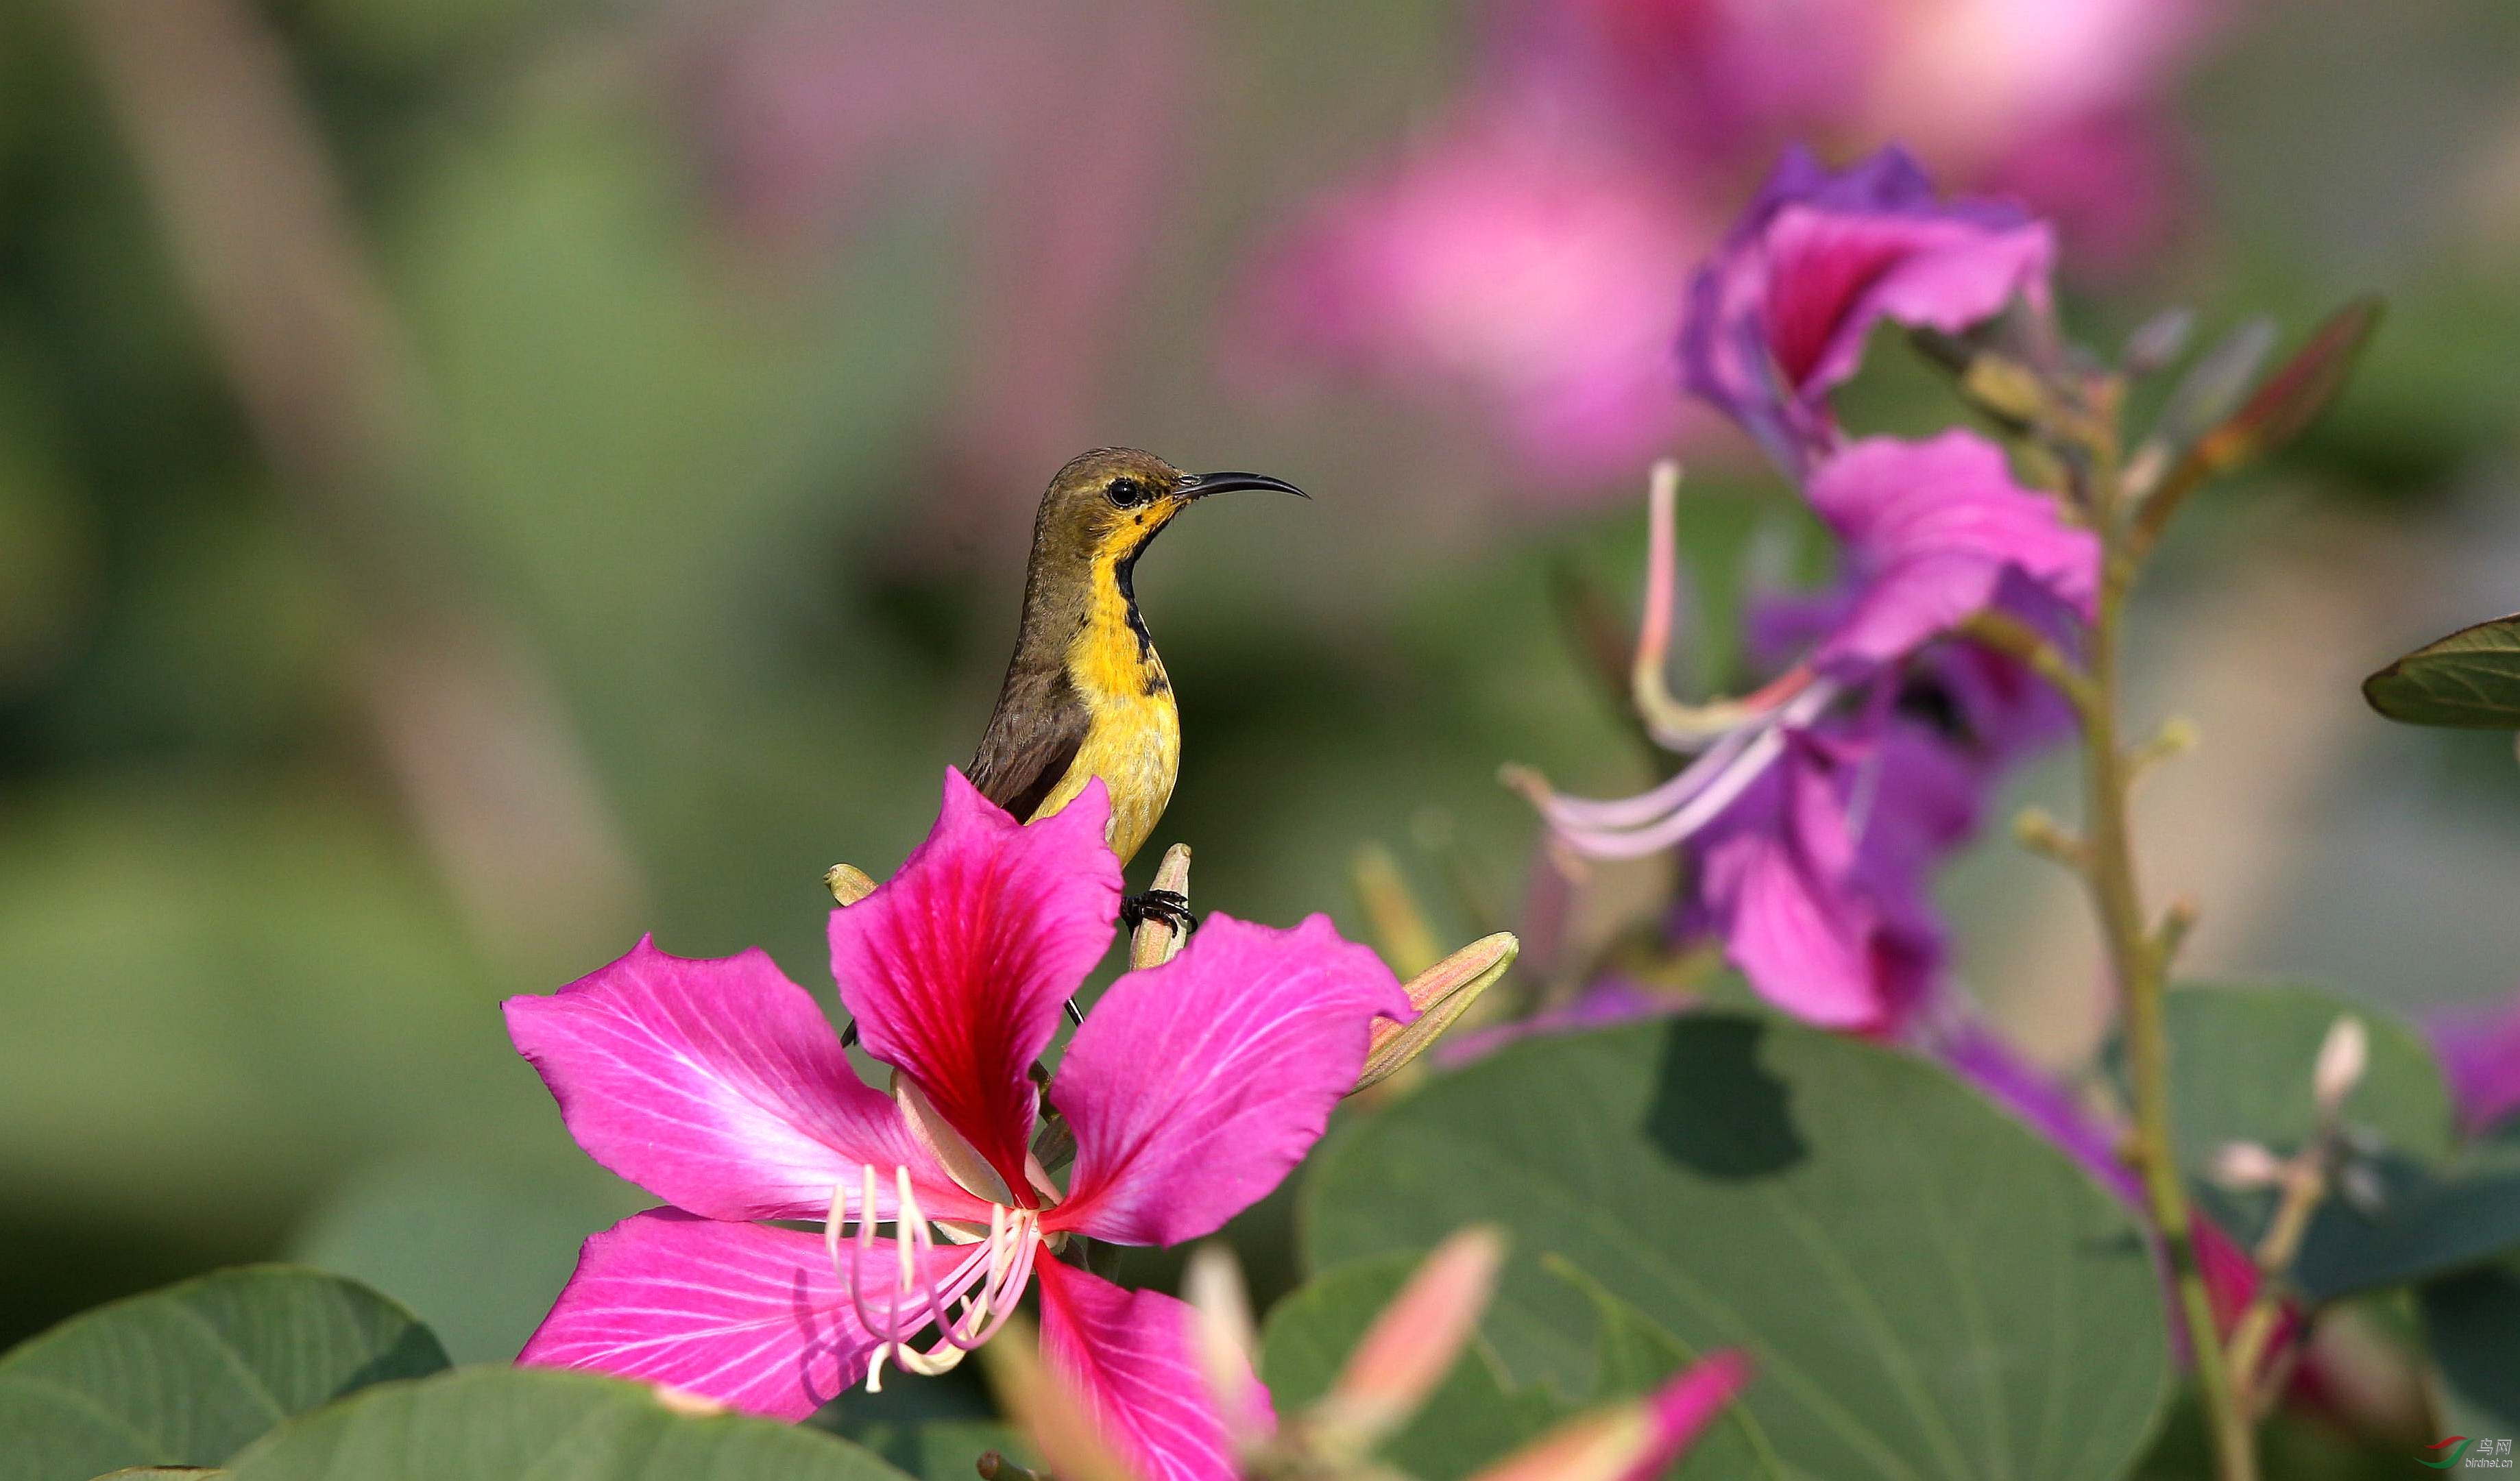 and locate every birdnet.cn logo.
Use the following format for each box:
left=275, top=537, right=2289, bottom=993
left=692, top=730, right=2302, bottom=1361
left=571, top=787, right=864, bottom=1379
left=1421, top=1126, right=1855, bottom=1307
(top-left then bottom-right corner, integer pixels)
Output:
left=2423, top=1436, right=2515, bottom=1469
